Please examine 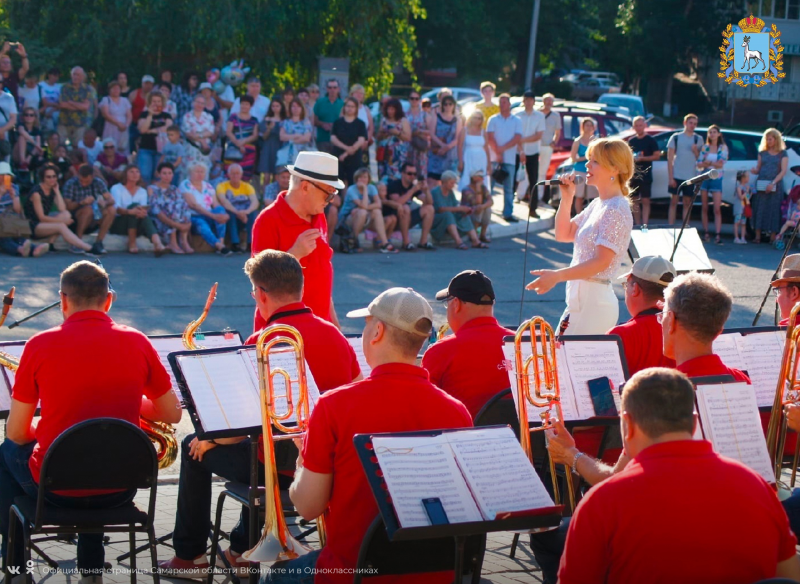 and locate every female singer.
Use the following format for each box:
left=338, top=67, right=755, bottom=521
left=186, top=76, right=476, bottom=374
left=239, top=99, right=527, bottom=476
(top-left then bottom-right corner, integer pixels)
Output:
left=526, top=137, right=634, bottom=335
